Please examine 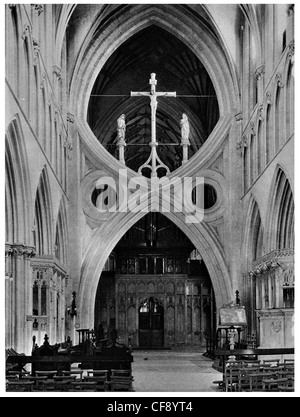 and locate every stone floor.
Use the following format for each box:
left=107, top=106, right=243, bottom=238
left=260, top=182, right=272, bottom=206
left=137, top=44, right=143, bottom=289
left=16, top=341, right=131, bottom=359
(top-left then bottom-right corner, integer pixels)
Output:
left=131, top=348, right=221, bottom=392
